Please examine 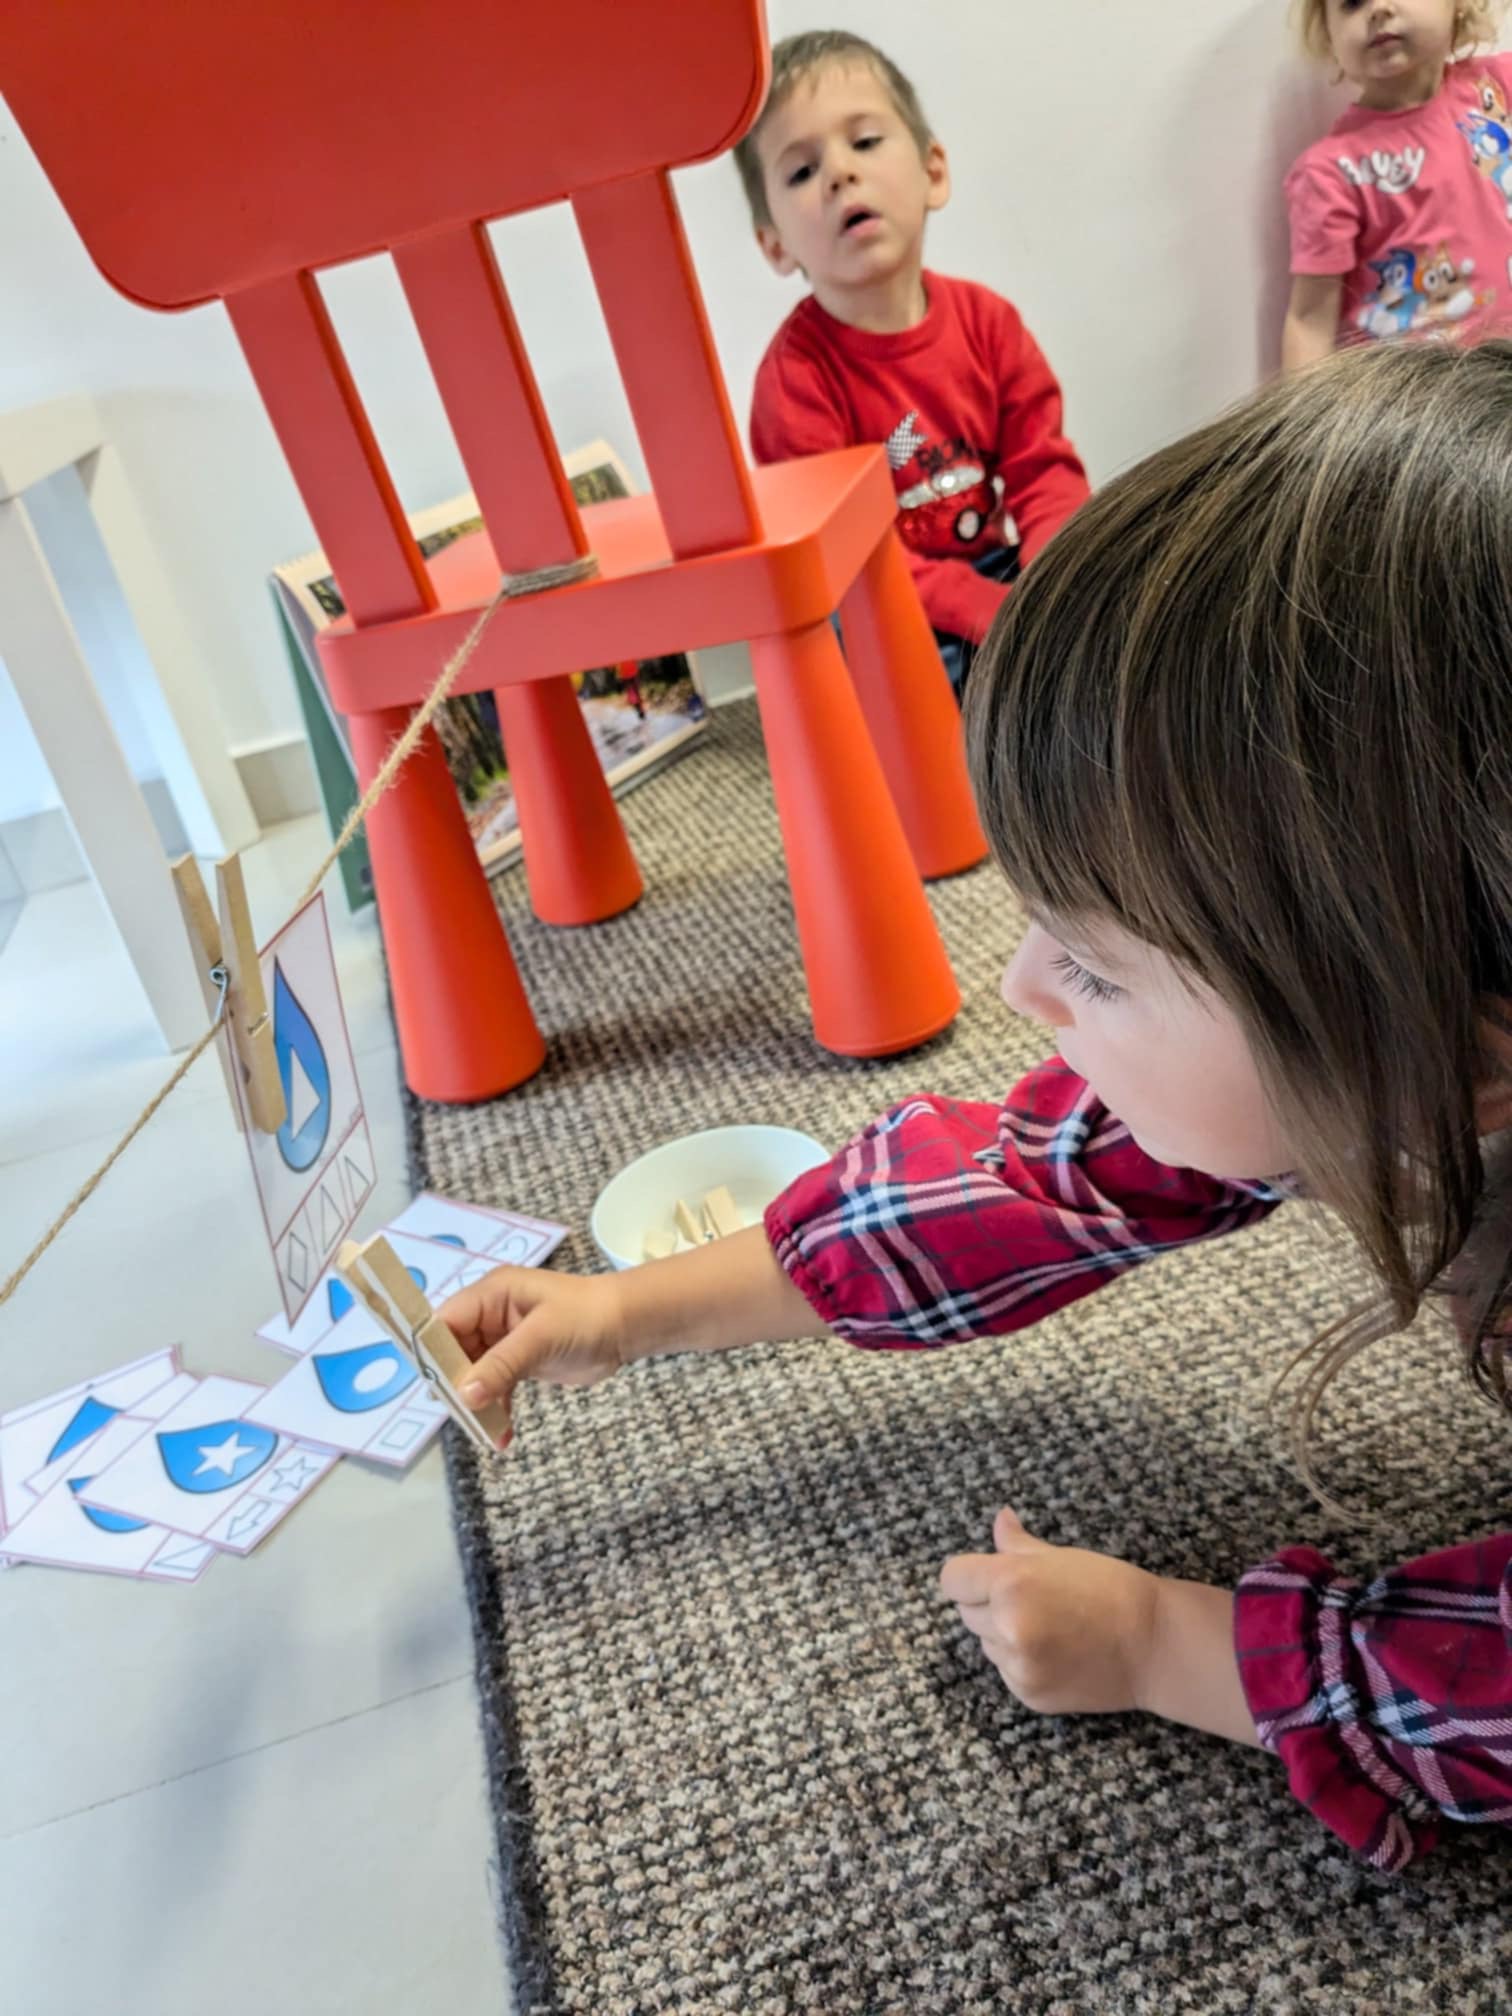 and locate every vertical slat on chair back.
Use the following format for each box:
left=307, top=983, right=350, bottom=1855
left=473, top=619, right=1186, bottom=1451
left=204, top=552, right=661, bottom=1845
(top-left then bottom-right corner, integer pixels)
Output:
left=574, top=175, right=762, bottom=558
left=393, top=228, right=589, bottom=577
left=227, top=276, right=435, bottom=628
